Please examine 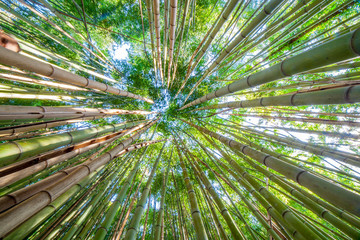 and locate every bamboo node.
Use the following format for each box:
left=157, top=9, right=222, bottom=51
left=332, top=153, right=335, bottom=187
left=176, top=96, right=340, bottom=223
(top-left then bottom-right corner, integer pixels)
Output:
left=280, top=61, right=290, bottom=77
left=38, top=106, right=47, bottom=119
left=48, top=65, right=55, bottom=77
left=105, top=151, right=114, bottom=159
left=221, top=208, right=228, bottom=214
left=295, top=170, right=306, bottom=184
left=227, top=83, right=235, bottom=93
left=266, top=206, right=273, bottom=211
left=48, top=204, right=56, bottom=210
left=10, top=141, right=24, bottom=161
left=246, top=76, right=252, bottom=87
left=320, top=210, right=328, bottom=218
left=80, top=164, right=91, bottom=174
left=40, top=190, right=53, bottom=202
left=6, top=194, right=19, bottom=204
left=191, top=210, right=200, bottom=215
left=350, top=28, right=360, bottom=55
left=259, top=98, right=265, bottom=106
left=344, top=86, right=354, bottom=103
left=84, top=77, right=90, bottom=87
left=290, top=93, right=297, bottom=106
left=66, top=132, right=74, bottom=144
left=281, top=209, right=291, bottom=218
left=241, top=145, right=247, bottom=153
